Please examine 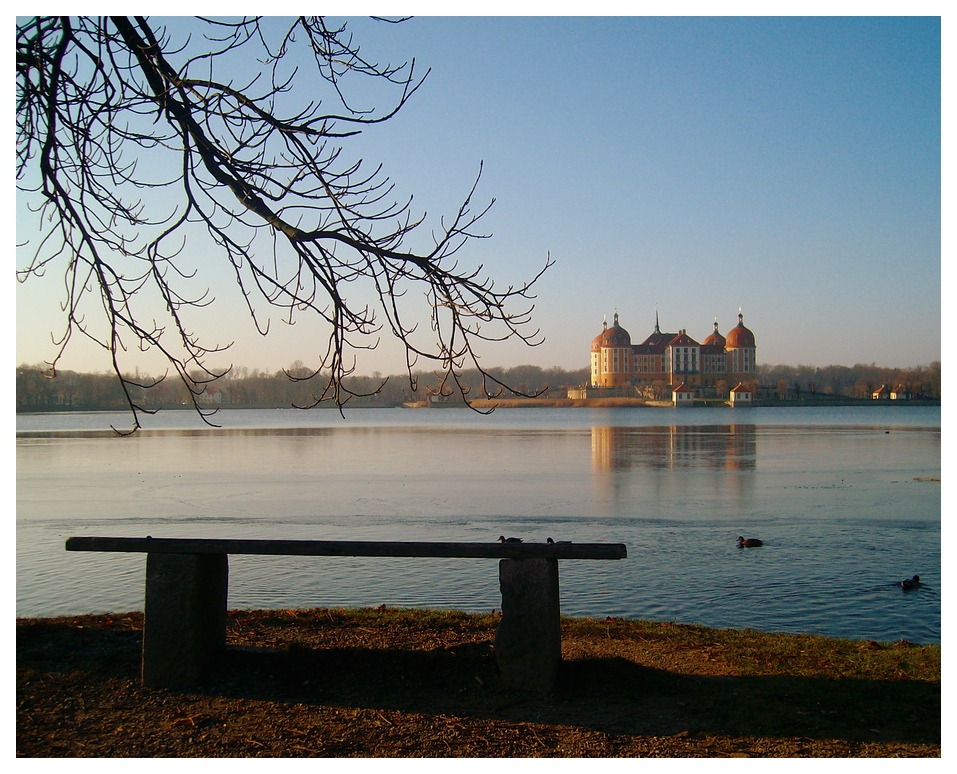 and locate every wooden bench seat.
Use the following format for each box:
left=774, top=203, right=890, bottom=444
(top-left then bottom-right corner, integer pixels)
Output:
left=65, top=537, right=627, bottom=692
